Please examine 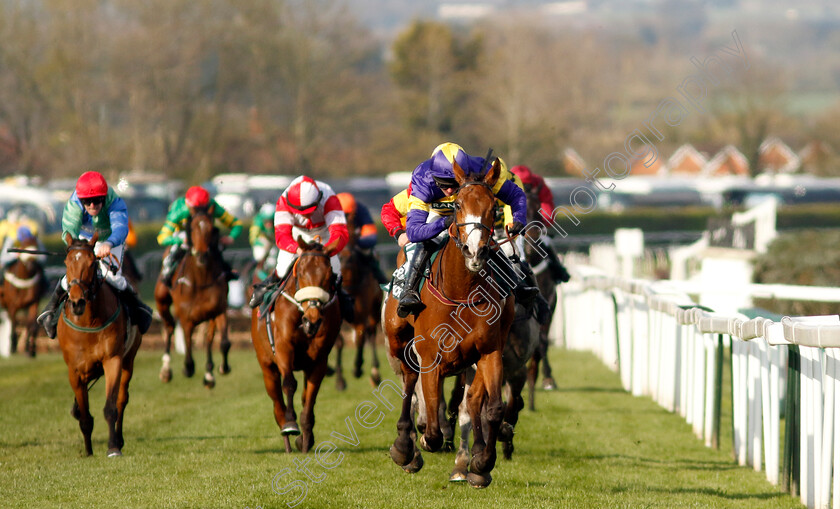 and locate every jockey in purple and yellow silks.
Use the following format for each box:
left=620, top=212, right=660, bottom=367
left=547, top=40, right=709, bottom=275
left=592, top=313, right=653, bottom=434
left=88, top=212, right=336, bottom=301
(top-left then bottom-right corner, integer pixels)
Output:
left=36, top=171, right=153, bottom=339
left=396, top=142, right=540, bottom=318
